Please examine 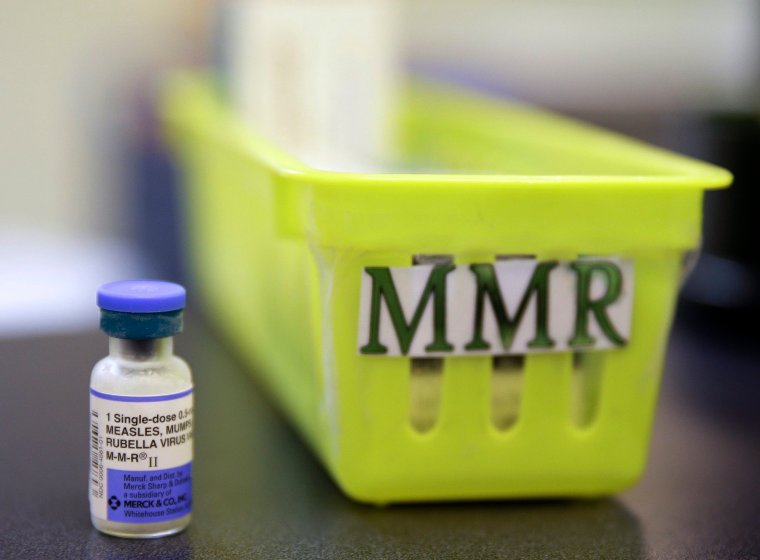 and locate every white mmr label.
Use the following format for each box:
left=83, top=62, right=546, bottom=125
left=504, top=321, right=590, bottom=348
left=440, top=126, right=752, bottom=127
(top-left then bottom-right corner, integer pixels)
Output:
left=89, top=388, right=193, bottom=523
left=358, top=258, right=634, bottom=357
